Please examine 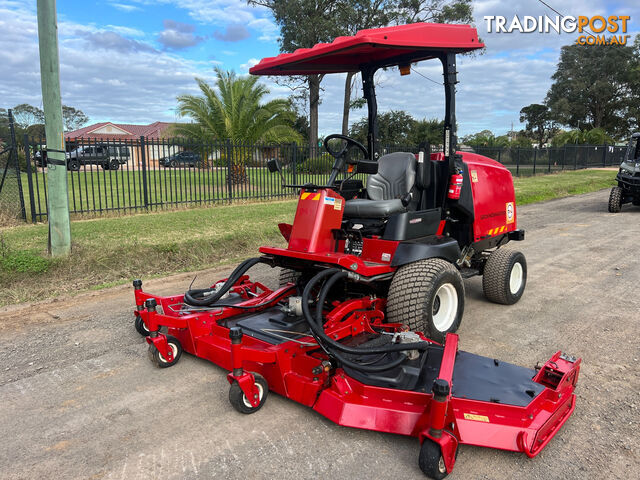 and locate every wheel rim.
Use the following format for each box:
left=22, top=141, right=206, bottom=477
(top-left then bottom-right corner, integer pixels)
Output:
left=509, top=262, right=524, bottom=295
left=432, top=283, right=458, bottom=331
left=158, top=343, right=178, bottom=363
left=438, top=456, right=446, bottom=474
left=242, top=382, right=264, bottom=408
